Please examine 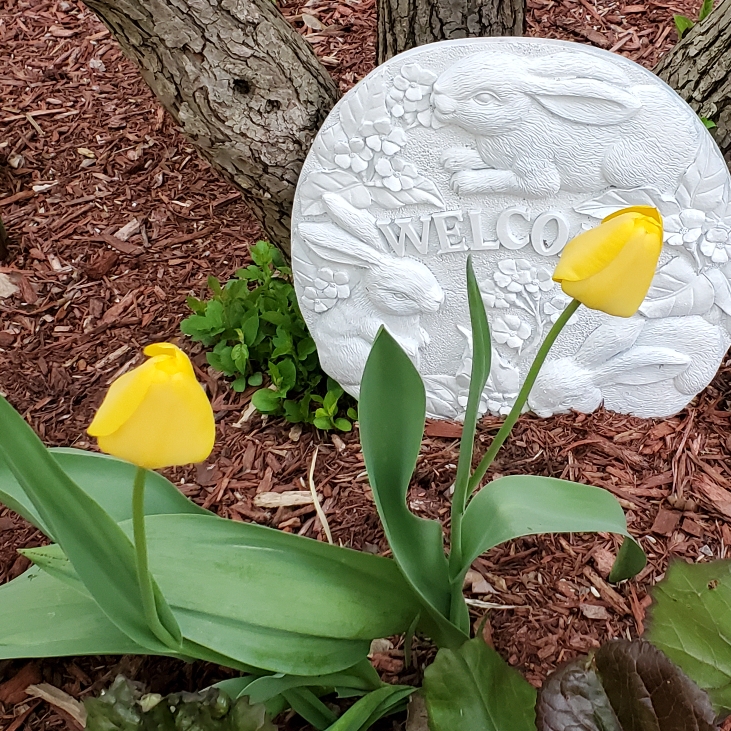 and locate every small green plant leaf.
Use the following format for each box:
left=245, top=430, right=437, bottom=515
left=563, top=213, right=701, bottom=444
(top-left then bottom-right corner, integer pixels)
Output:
left=248, top=372, right=264, bottom=387
left=423, top=636, right=537, bottom=731
left=359, top=327, right=462, bottom=648
left=252, top=388, right=283, bottom=413
left=595, top=640, right=716, bottom=731
left=536, top=655, right=622, bottom=731
left=699, top=0, right=714, bottom=20
left=459, top=475, right=645, bottom=581
left=674, top=13, right=695, bottom=37
left=701, top=116, right=717, bottom=129
left=647, top=559, right=731, bottom=712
